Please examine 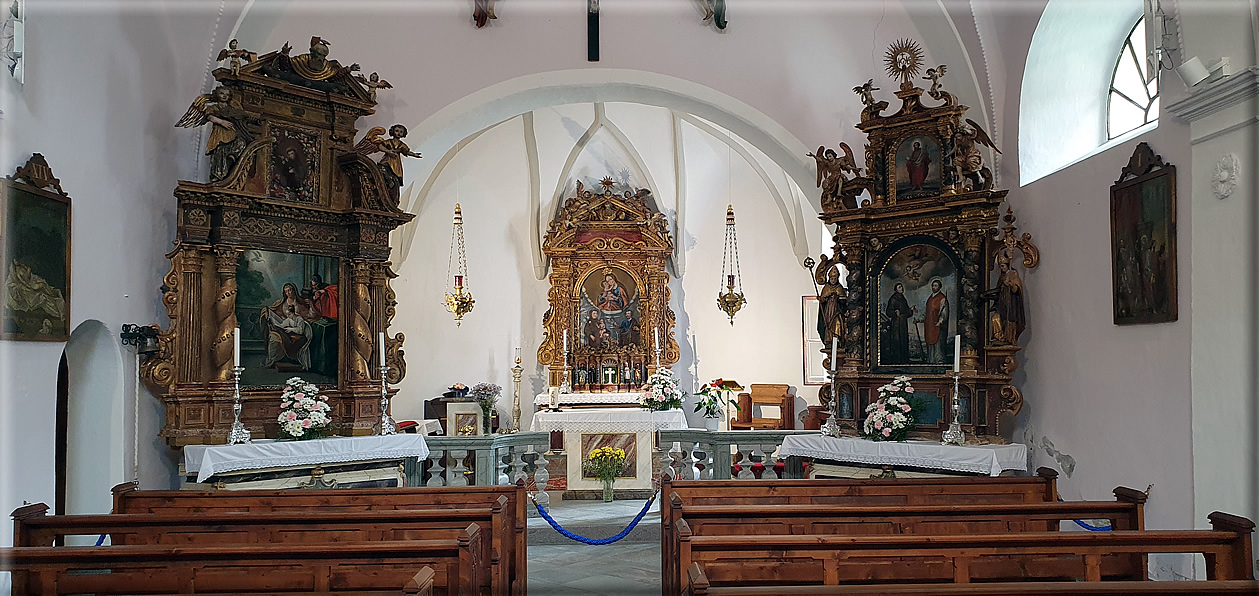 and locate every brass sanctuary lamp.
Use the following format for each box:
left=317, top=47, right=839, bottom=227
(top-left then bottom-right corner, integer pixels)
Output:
left=444, top=203, right=475, bottom=326
left=717, top=204, right=747, bottom=325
